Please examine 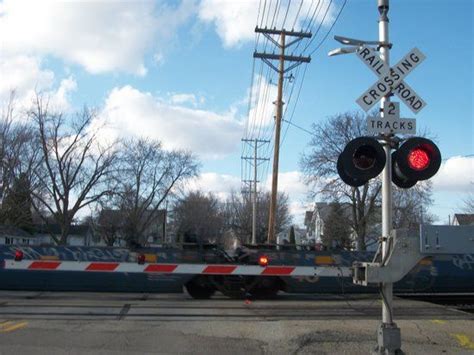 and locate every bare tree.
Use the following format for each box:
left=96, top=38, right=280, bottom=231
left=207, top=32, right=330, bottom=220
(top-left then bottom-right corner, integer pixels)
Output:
left=300, top=111, right=434, bottom=250
left=223, top=191, right=291, bottom=244
left=87, top=206, right=123, bottom=247
left=112, top=138, right=199, bottom=246
left=172, top=190, right=224, bottom=243
left=392, top=182, right=436, bottom=229
left=300, top=112, right=381, bottom=250
left=28, top=96, right=118, bottom=245
left=0, top=92, right=44, bottom=230
left=462, top=184, right=474, bottom=213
